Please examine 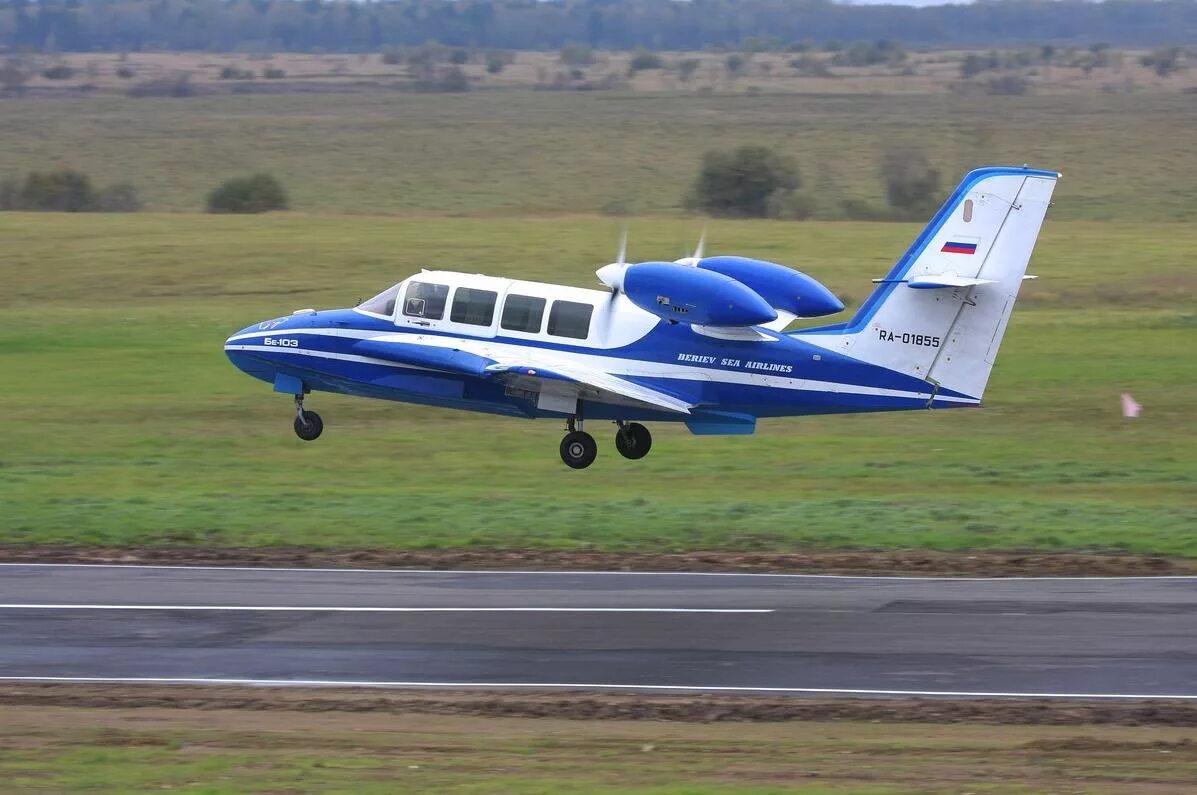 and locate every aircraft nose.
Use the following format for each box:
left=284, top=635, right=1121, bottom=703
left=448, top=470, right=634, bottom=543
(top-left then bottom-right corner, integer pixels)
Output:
left=224, top=322, right=277, bottom=383
left=225, top=323, right=256, bottom=350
